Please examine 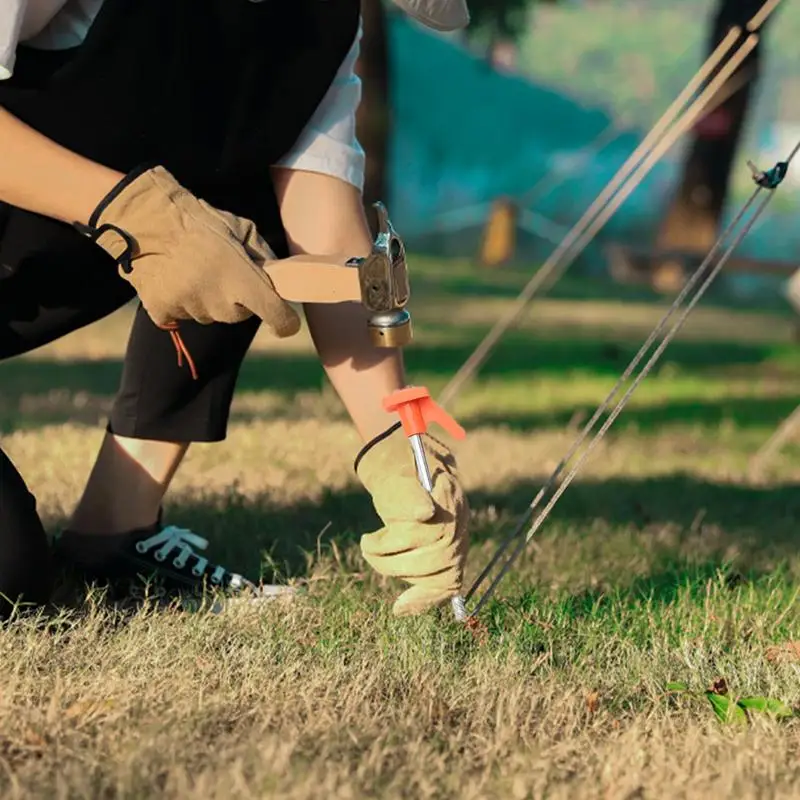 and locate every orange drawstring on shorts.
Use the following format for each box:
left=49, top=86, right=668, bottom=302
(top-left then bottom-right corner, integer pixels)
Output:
left=158, top=322, right=198, bottom=380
